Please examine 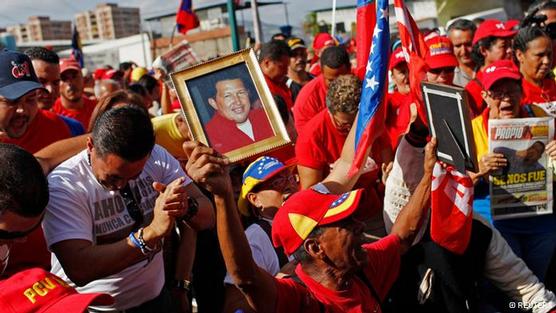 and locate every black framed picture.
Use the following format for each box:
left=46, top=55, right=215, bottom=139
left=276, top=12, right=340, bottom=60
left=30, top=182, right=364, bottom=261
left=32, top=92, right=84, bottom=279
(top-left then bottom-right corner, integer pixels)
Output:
left=421, top=82, right=478, bottom=172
